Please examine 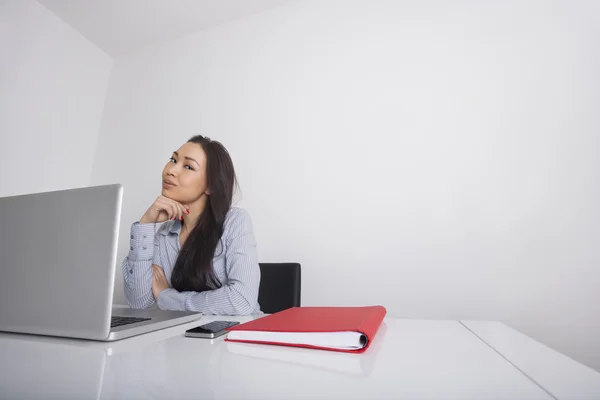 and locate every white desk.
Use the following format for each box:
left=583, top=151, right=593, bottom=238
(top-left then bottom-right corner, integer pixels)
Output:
left=0, top=315, right=598, bottom=399
left=461, top=320, right=600, bottom=400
